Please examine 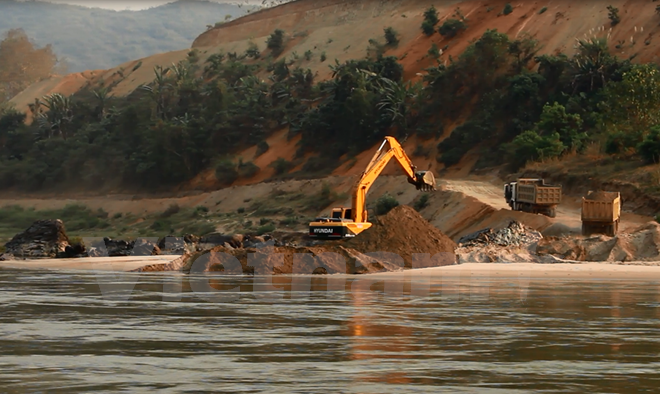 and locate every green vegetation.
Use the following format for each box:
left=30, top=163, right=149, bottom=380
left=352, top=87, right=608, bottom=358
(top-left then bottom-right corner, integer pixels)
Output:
left=502, top=3, right=514, bottom=15
left=607, top=5, right=620, bottom=26
left=3, top=19, right=660, bottom=194
left=267, top=29, right=286, bottom=57
left=413, top=193, right=430, bottom=212
left=384, top=27, right=399, bottom=46
left=438, top=19, right=467, bottom=38
left=0, top=0, right=247, bottom=72
left=539, top=7, right=548, bottom=14
left=375, top=194, right=399, bottom=215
